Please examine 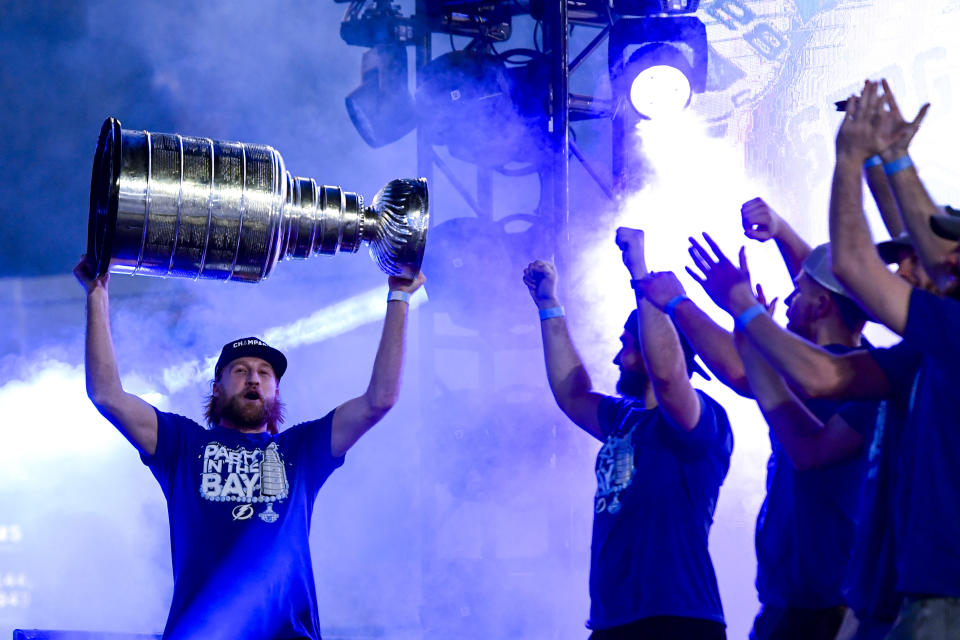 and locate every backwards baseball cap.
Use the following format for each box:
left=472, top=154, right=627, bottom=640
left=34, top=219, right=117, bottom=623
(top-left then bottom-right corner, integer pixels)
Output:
left=214, top=337, right=287, bottom=380
left=876, top=232, right=914, bottom=264
left=931, top=205, right=960, bottom=240
left=802, top=243, right=852, bottom=298
left=624, top=310, right=711, bottom=380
